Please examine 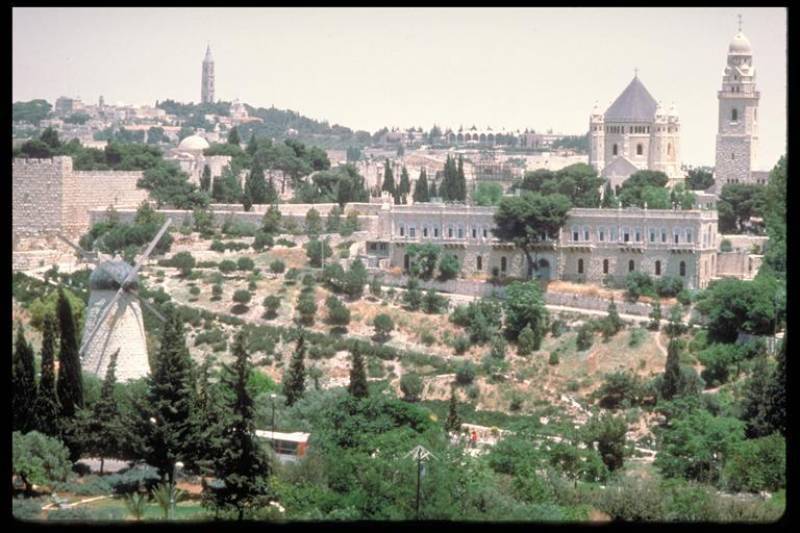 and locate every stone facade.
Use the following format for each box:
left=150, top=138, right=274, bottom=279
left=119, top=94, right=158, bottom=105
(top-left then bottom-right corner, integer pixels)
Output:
left=714, top=28, right=760, bottom=192
left=368, top=203, right=722, bottom=290
left=12, top=156, right=149, bottom=239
